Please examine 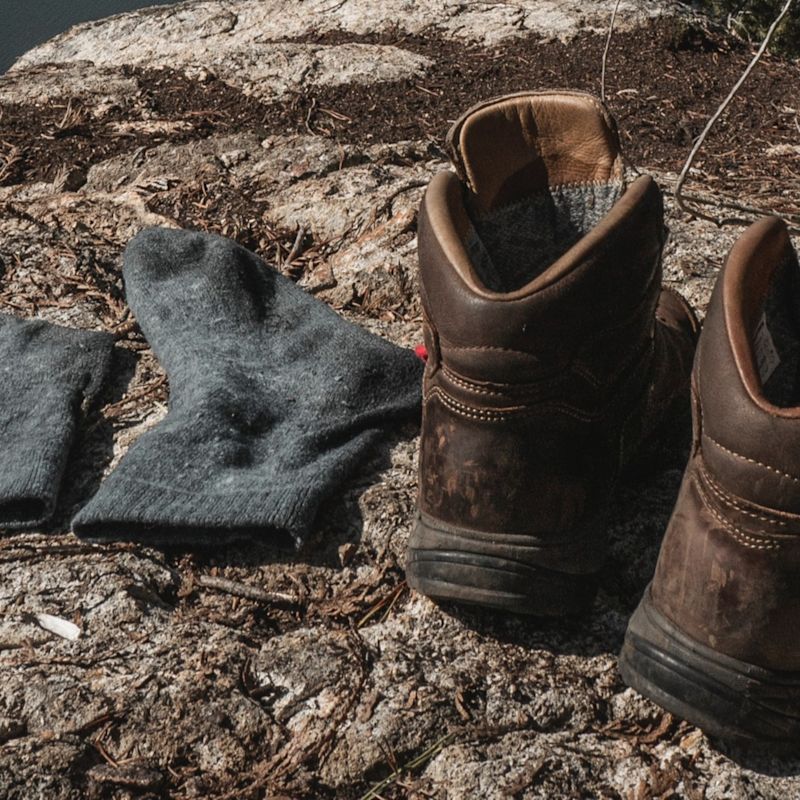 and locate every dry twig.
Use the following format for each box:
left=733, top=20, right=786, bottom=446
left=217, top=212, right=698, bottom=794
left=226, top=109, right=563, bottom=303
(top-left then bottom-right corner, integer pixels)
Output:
left=197, top=574, right=301, bottom=607
left=359, top=733, right=456, bottom=800
left=674, top=0, right=796, bottom=227
left=600, top=0, right=622, bottom=102
left=283, top=226, right=306, bottom=271
left=55, top=99, right=86, bottom=131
